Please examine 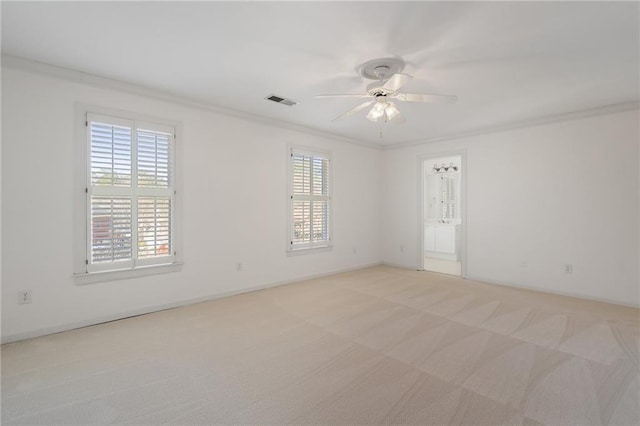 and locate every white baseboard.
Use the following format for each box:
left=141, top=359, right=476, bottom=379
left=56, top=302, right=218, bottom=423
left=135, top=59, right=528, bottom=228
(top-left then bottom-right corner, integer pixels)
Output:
left=1, top=261, right=383, bottom=344
left=381, top=261, right=420, bottom=270
left=464, top=274, right=639, bottom=309
left=380, top=263, right=638, bottom=309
